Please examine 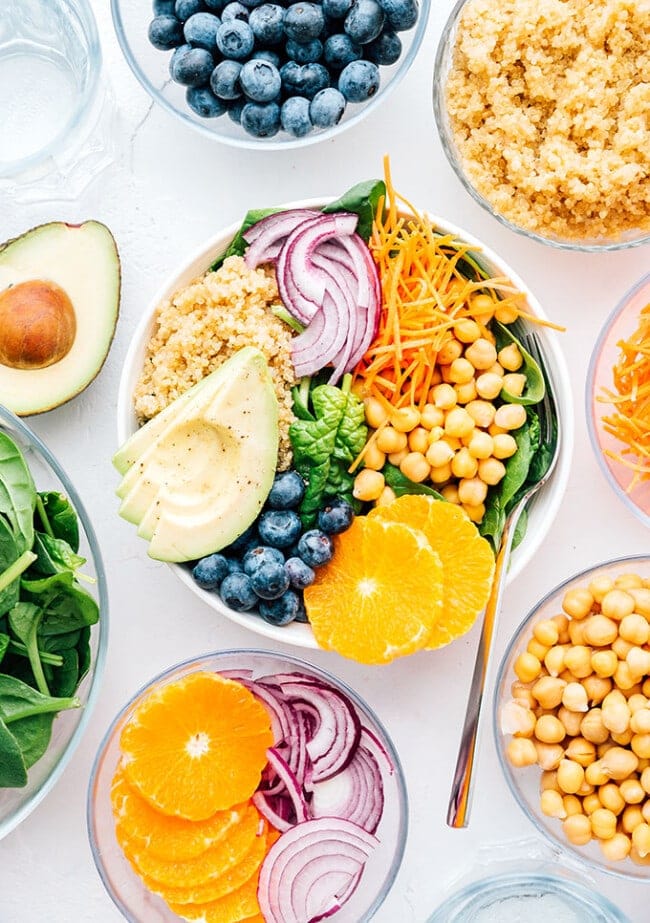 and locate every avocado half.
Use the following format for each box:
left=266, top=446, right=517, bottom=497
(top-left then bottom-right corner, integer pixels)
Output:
left=0, top=220, right=120, bottom=415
